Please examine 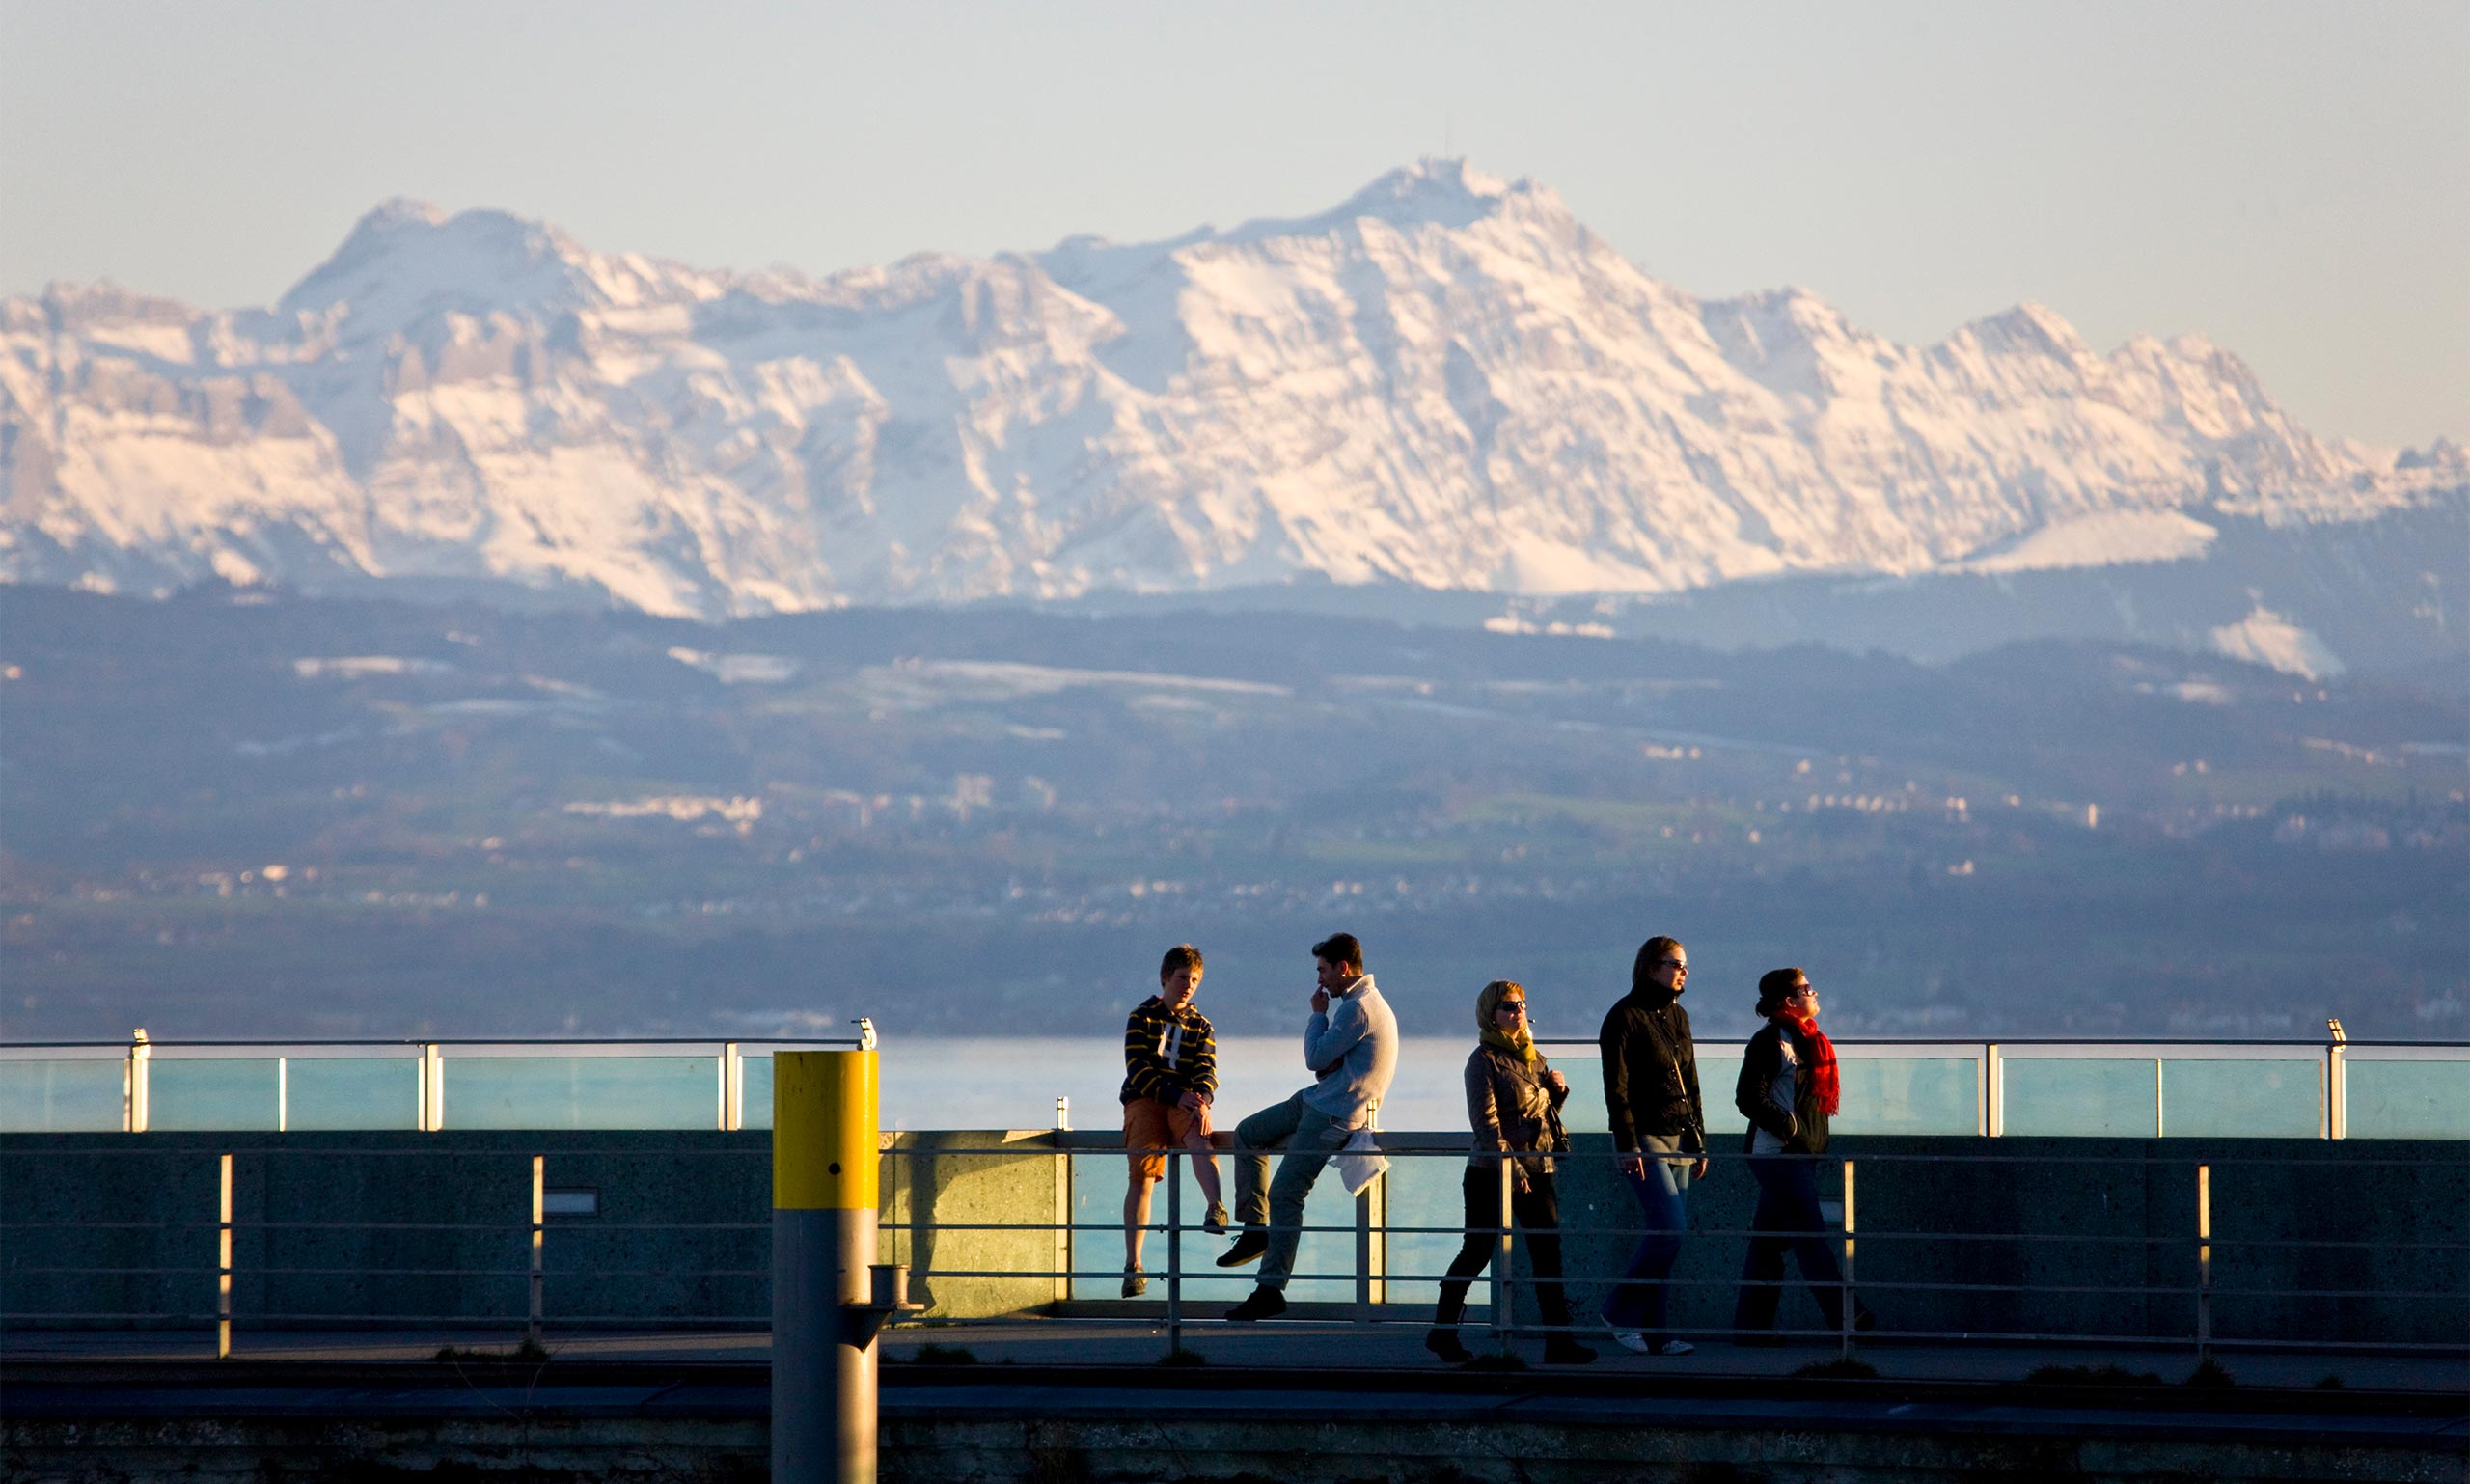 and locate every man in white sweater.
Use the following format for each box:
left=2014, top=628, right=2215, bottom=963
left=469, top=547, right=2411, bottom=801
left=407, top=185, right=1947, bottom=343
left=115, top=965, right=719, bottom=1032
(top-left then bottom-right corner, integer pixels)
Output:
left=1219, top=932, right=1400, bottom=1321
